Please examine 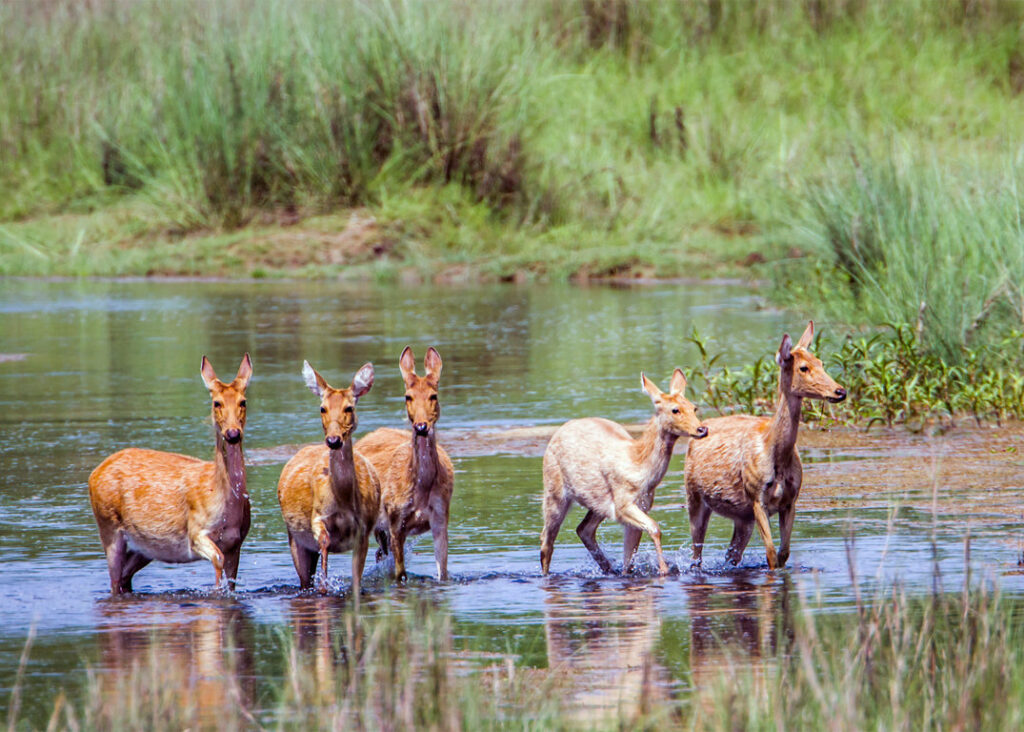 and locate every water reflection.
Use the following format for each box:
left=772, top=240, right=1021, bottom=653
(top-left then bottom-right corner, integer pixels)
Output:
left=541, top=579, right=671, bottom=723
left=684, top=573, right=794, bottom=693
left=94, top=598, right=256, bottom=728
